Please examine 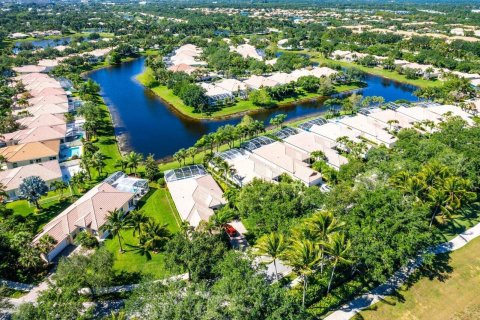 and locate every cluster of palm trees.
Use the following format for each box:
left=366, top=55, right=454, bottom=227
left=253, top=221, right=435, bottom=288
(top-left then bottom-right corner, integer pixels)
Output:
left=115, top=151, right=143, bottom=176
left=209, top=156, right=237, bottom=181
left=81, top=151, right=107, bottom=179
left=335, top=136, right=368, bottom=160
left=101, top=209, right=170, bottom=260
left=254, top=210, right=352, bottom=309
left=194, top=116, right=265, bottom=154
left=390, top=161, right=476, bottom=227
